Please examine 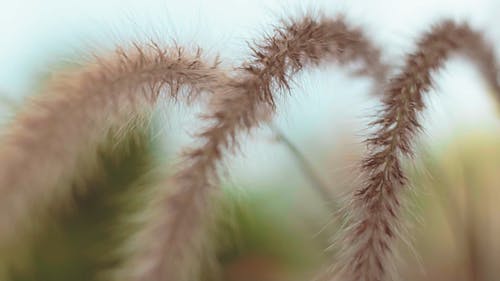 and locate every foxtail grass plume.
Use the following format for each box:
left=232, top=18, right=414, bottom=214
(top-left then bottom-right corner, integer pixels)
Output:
left=333, top=20, right=500, bottom=281
left=0, top=43, right=227, bottom=247
left=124, top=14, right=390, bottom=281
